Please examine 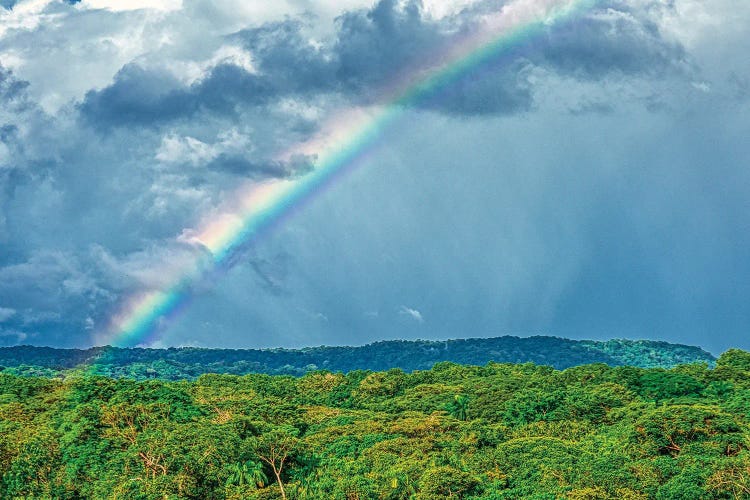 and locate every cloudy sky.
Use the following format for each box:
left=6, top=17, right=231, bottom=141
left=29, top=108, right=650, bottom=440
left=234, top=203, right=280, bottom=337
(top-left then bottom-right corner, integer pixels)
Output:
left=0, top=0, right=748, bottom=354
